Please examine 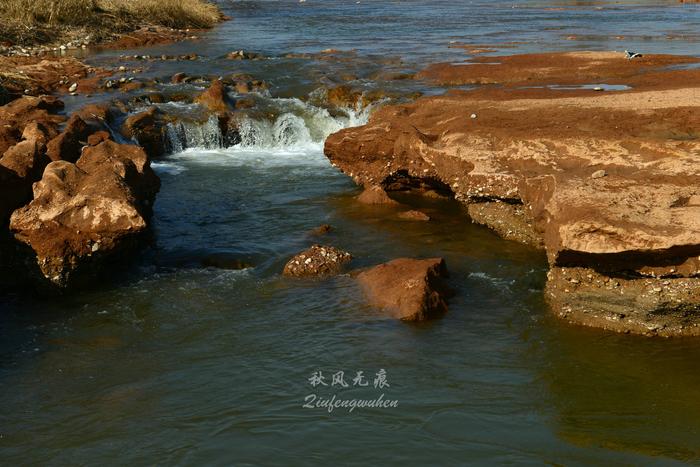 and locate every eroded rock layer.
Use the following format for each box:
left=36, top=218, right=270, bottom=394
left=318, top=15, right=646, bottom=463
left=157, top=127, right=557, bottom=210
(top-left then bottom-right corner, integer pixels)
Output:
left=325, top=52, right=700, bottom=336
